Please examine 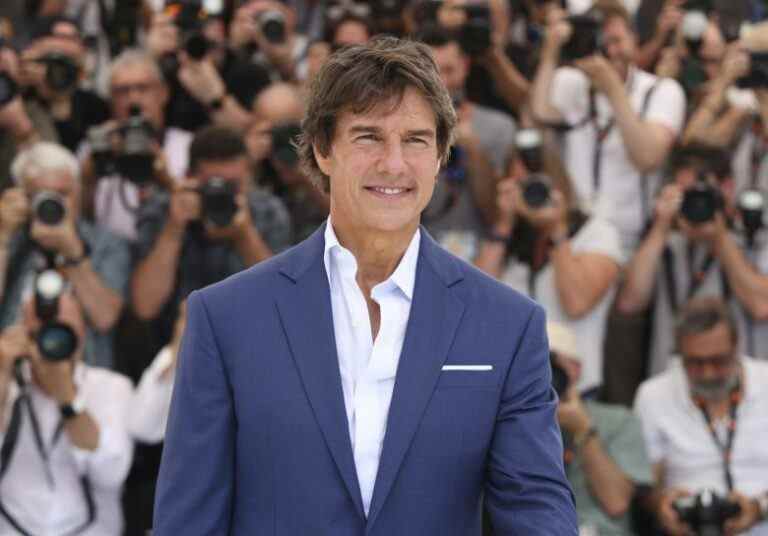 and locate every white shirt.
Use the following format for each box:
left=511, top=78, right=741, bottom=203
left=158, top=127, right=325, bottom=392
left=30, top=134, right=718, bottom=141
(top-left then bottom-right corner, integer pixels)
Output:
left=634, top=358, right=768, bottom=535
left=550, top=66, right=686, bottom=257
left=128, top=346, right=176, bottom=444
left=323, top=219, right=420, bottom=517
left=500, top=217, right=624, bottom=391
left=0, top=362, right=134, bottom=536
left=93, top=127, right=192, bottom=241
